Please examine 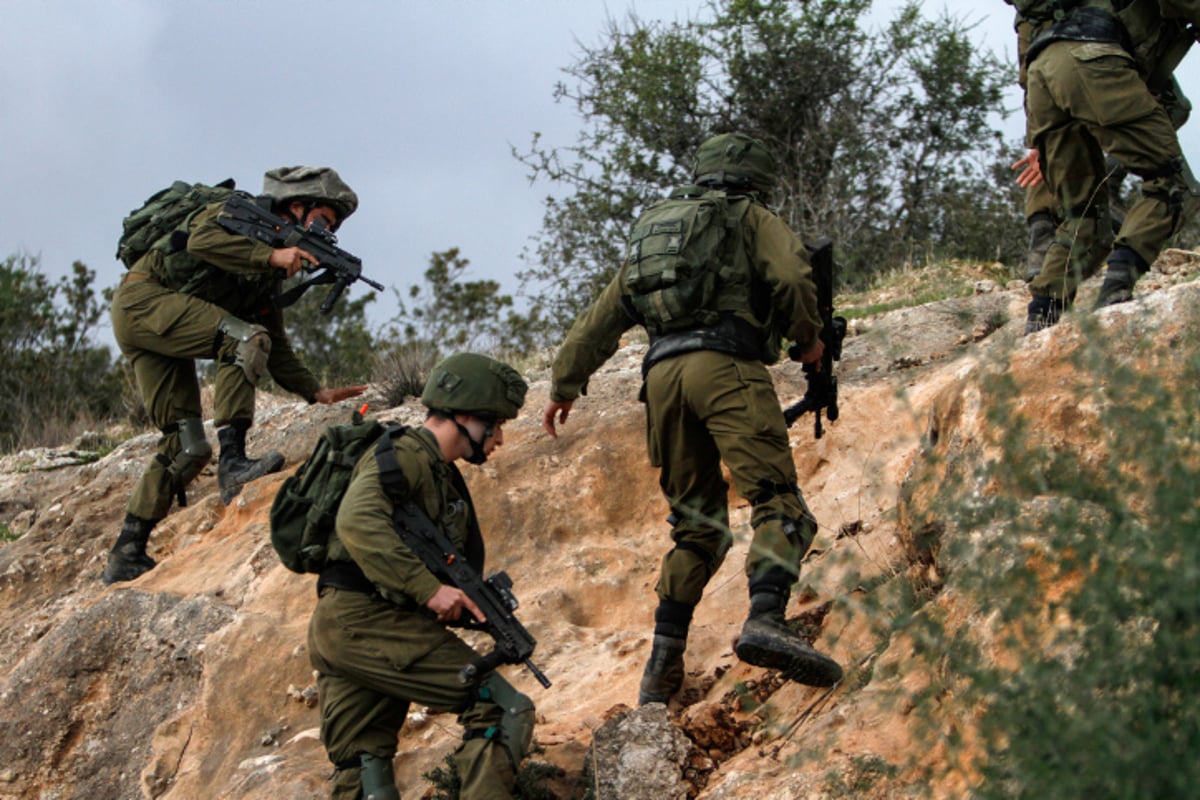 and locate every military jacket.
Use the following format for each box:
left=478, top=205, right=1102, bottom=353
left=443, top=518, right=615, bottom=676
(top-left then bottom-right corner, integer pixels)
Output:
left=328, top=426, right=478, bottom=607
left=550, top=201, right=822, bottom=403
left=136, top=202, right=321, bottom=401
